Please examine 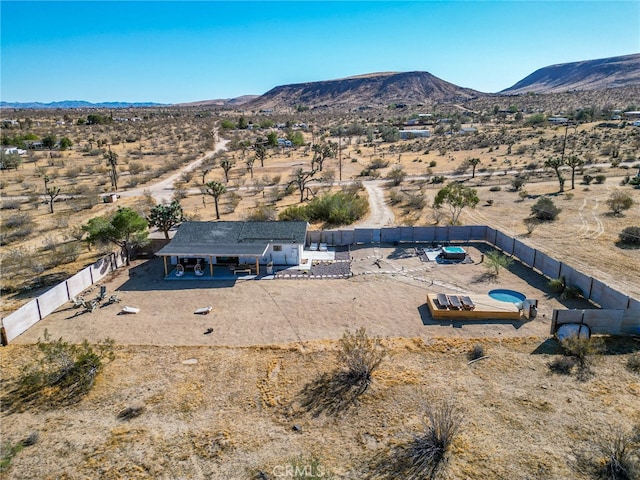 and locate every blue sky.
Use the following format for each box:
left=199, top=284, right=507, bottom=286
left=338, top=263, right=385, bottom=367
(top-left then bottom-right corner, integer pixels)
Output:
left=1, top=1, right=638, bottom=104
